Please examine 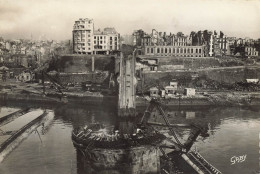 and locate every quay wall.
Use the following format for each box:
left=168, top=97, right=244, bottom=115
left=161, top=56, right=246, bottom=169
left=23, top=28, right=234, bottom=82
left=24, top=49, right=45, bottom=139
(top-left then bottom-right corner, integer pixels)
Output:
left=157, top=57, right=221, bottom=70
left=0, top=111, right=48, bottom=163
left=77, top=146, right=160, bottom=173
left=138, top=66, right=260, bottom=91
left=0, top=92, right=117, bottom=106
left=1, top=92, right=260, bottom=108
left=139, top=56, right=244, bottom=70
left=200, top=67, right=260, bottom=84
